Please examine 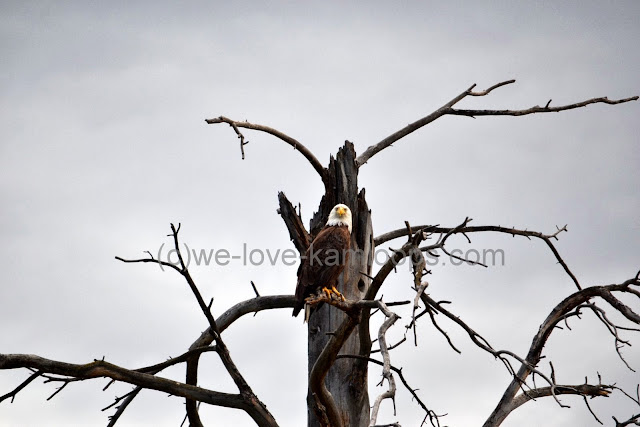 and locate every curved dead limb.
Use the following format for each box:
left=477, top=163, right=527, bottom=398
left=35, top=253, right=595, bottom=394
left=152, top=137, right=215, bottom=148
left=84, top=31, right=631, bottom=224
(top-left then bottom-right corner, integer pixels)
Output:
left=356, top=80, right=637, bottom=166
left=509, top=383, right=612, bottom=413
left=0, top=354, right=260, bottom=415
left=484, top=278, right=640, bottom=427
left=185, top=293, right=294, bottom=426
left=188, top=295, right=296, bottom=351
left=376, top=223, right=580, bottom=290
left=0, top=355, right=273, bottom=426
left=355, top=219, right=637, bottom=426
left=407, top=278, right=640, bottom=426
left=5, top=347, right=217, bottom=426
left=375, top=223, right=568, bottom=246
left=369, top=301, right=400, bottom=427
left=206, top=116, right=325, bottom=178
left=301, top=295, right=410, bottom=427
left=578, top=303, right=640, bottom=372
left=389, top=222, right=639, bottom=426
left=356, top=81, right=513, bottom=166
left=116, top=224, right=278, bottom=427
